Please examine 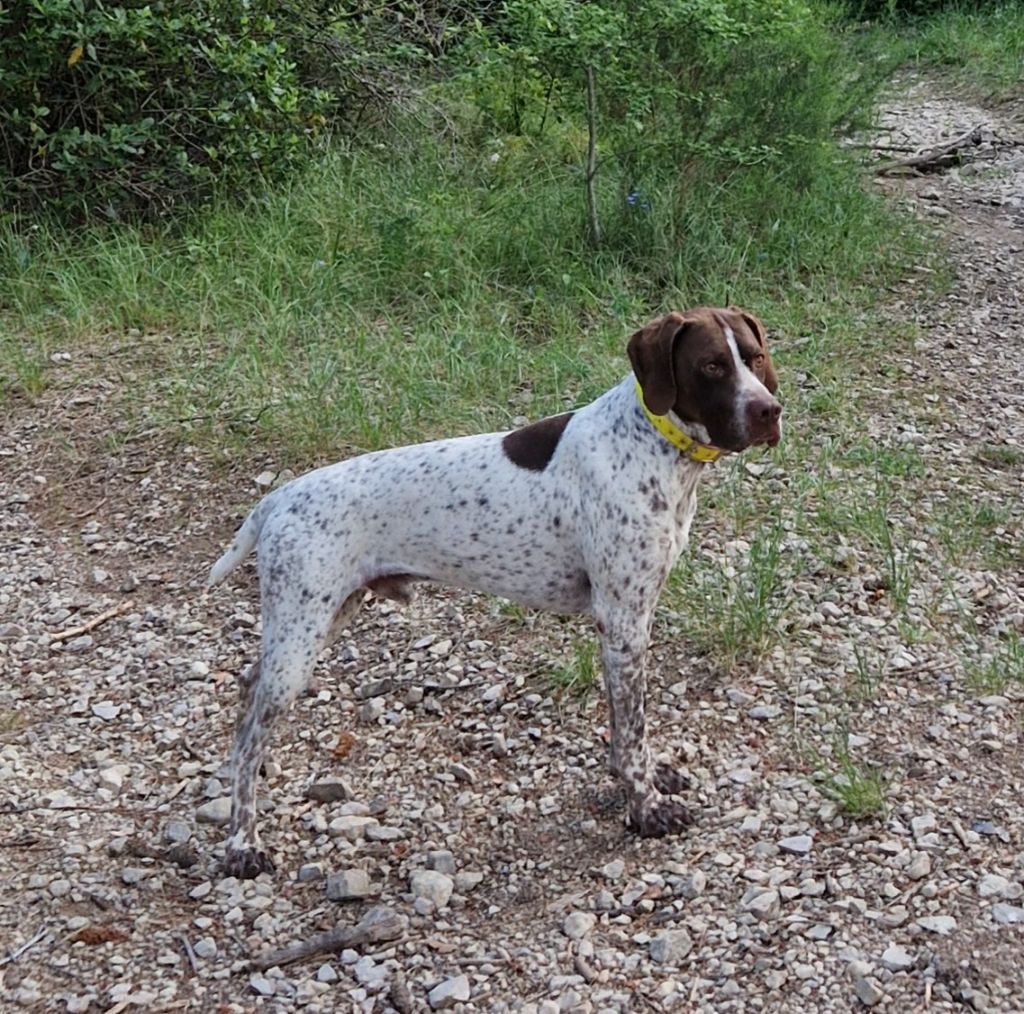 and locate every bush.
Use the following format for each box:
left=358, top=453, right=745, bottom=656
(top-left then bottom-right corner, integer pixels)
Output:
left=0, top=1, right=338, bottom=219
